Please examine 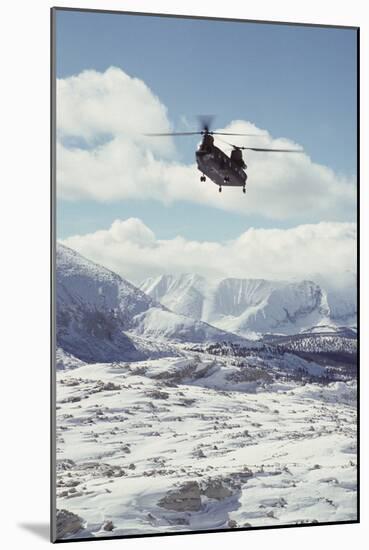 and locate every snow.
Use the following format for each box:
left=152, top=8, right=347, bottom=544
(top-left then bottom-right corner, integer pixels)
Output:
left=54, top=245, right=357, bottom=540
left=56, top=244, right=252, bottom=364
left=55, top=350, right=357, bottom=539
left=140, top=274, right=357, bottom=337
